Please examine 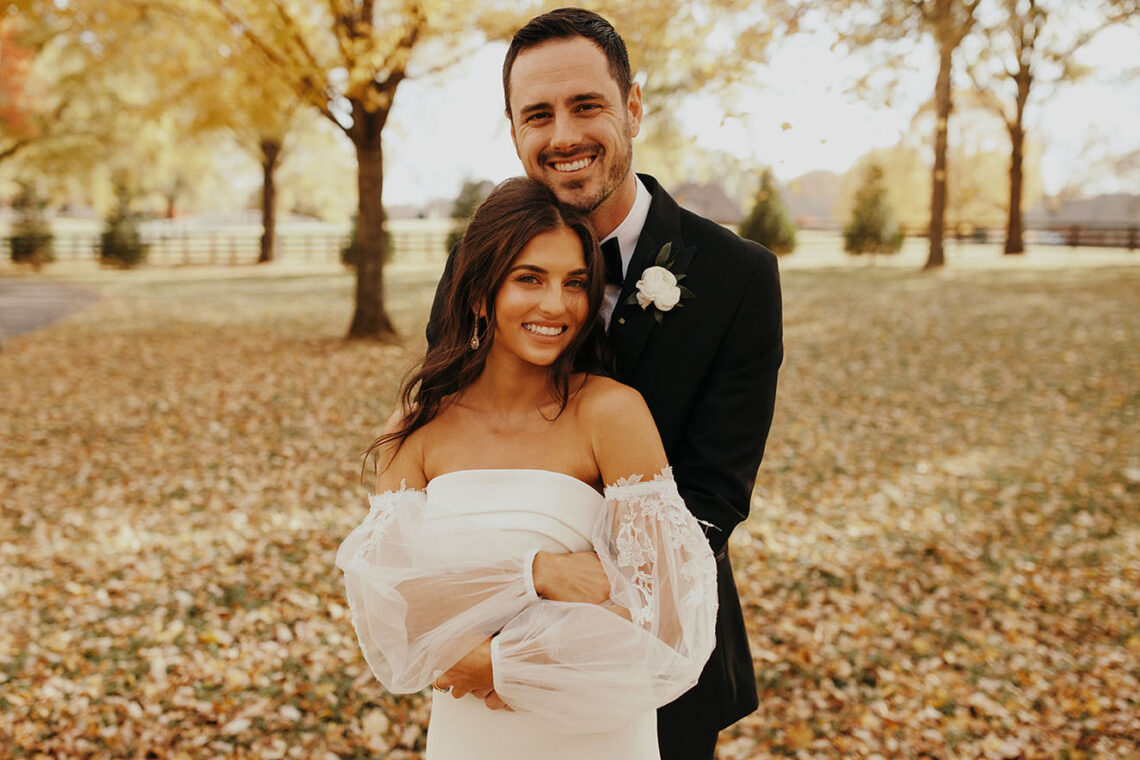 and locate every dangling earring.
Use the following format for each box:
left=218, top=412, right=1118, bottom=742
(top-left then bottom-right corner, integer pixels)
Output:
left=470, top=318, right=481, bottom=350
